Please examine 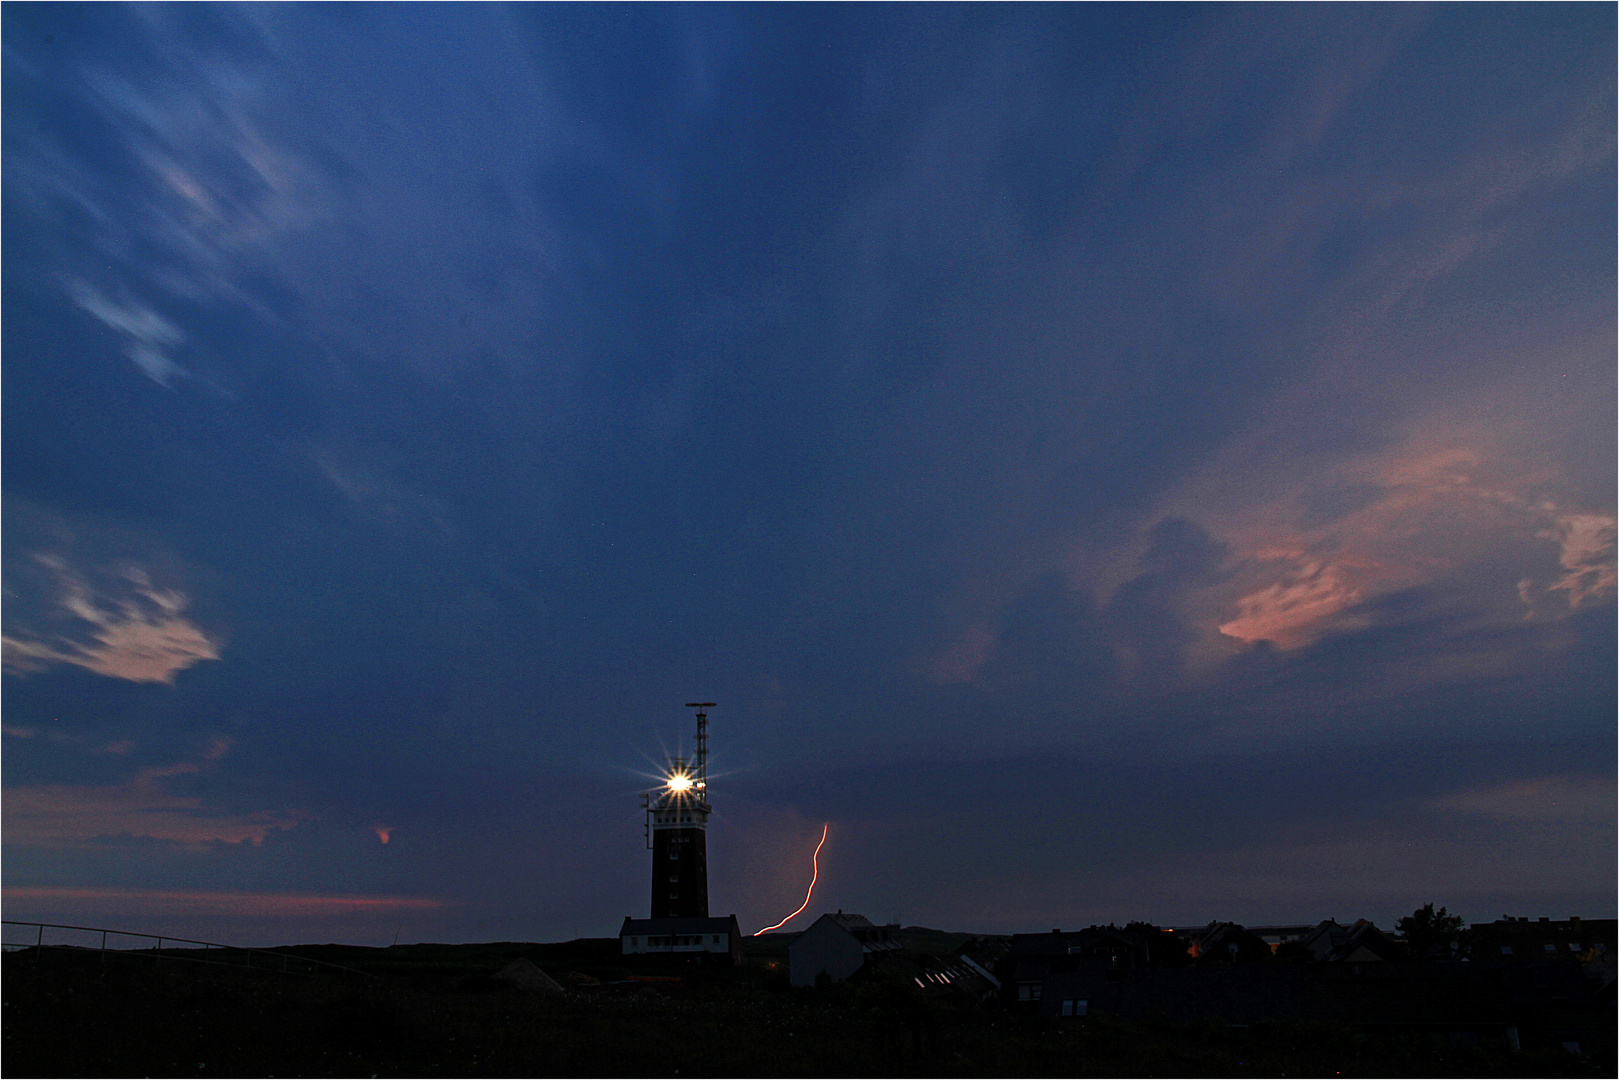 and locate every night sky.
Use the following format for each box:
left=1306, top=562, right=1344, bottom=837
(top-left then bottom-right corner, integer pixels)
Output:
left=3, top=4, right=1614, bottom=948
